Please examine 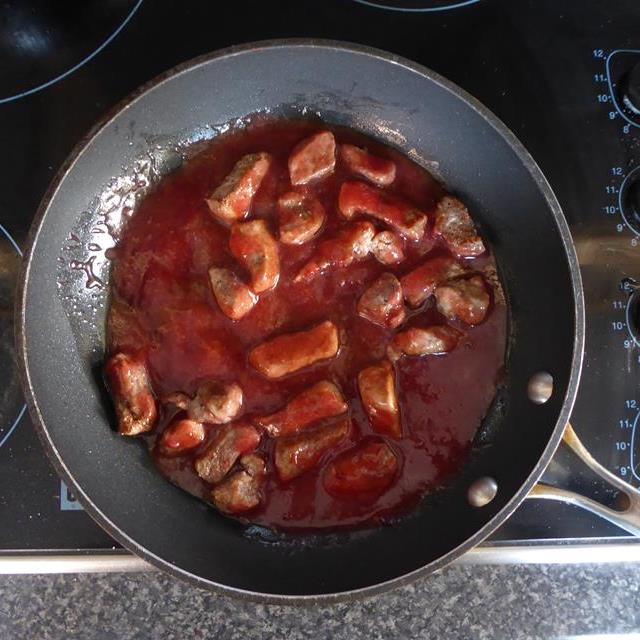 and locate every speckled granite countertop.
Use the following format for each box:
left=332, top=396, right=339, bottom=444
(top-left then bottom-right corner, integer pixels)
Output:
left=1, top=563, right=639, bottom=639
